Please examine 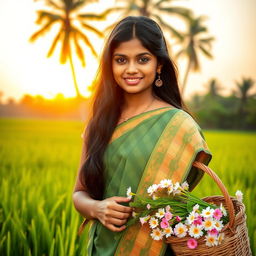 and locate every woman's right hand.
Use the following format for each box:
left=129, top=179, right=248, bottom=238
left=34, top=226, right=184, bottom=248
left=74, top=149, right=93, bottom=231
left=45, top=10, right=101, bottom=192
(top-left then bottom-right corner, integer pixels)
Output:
left=93, top=196, right=133, bottom=232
